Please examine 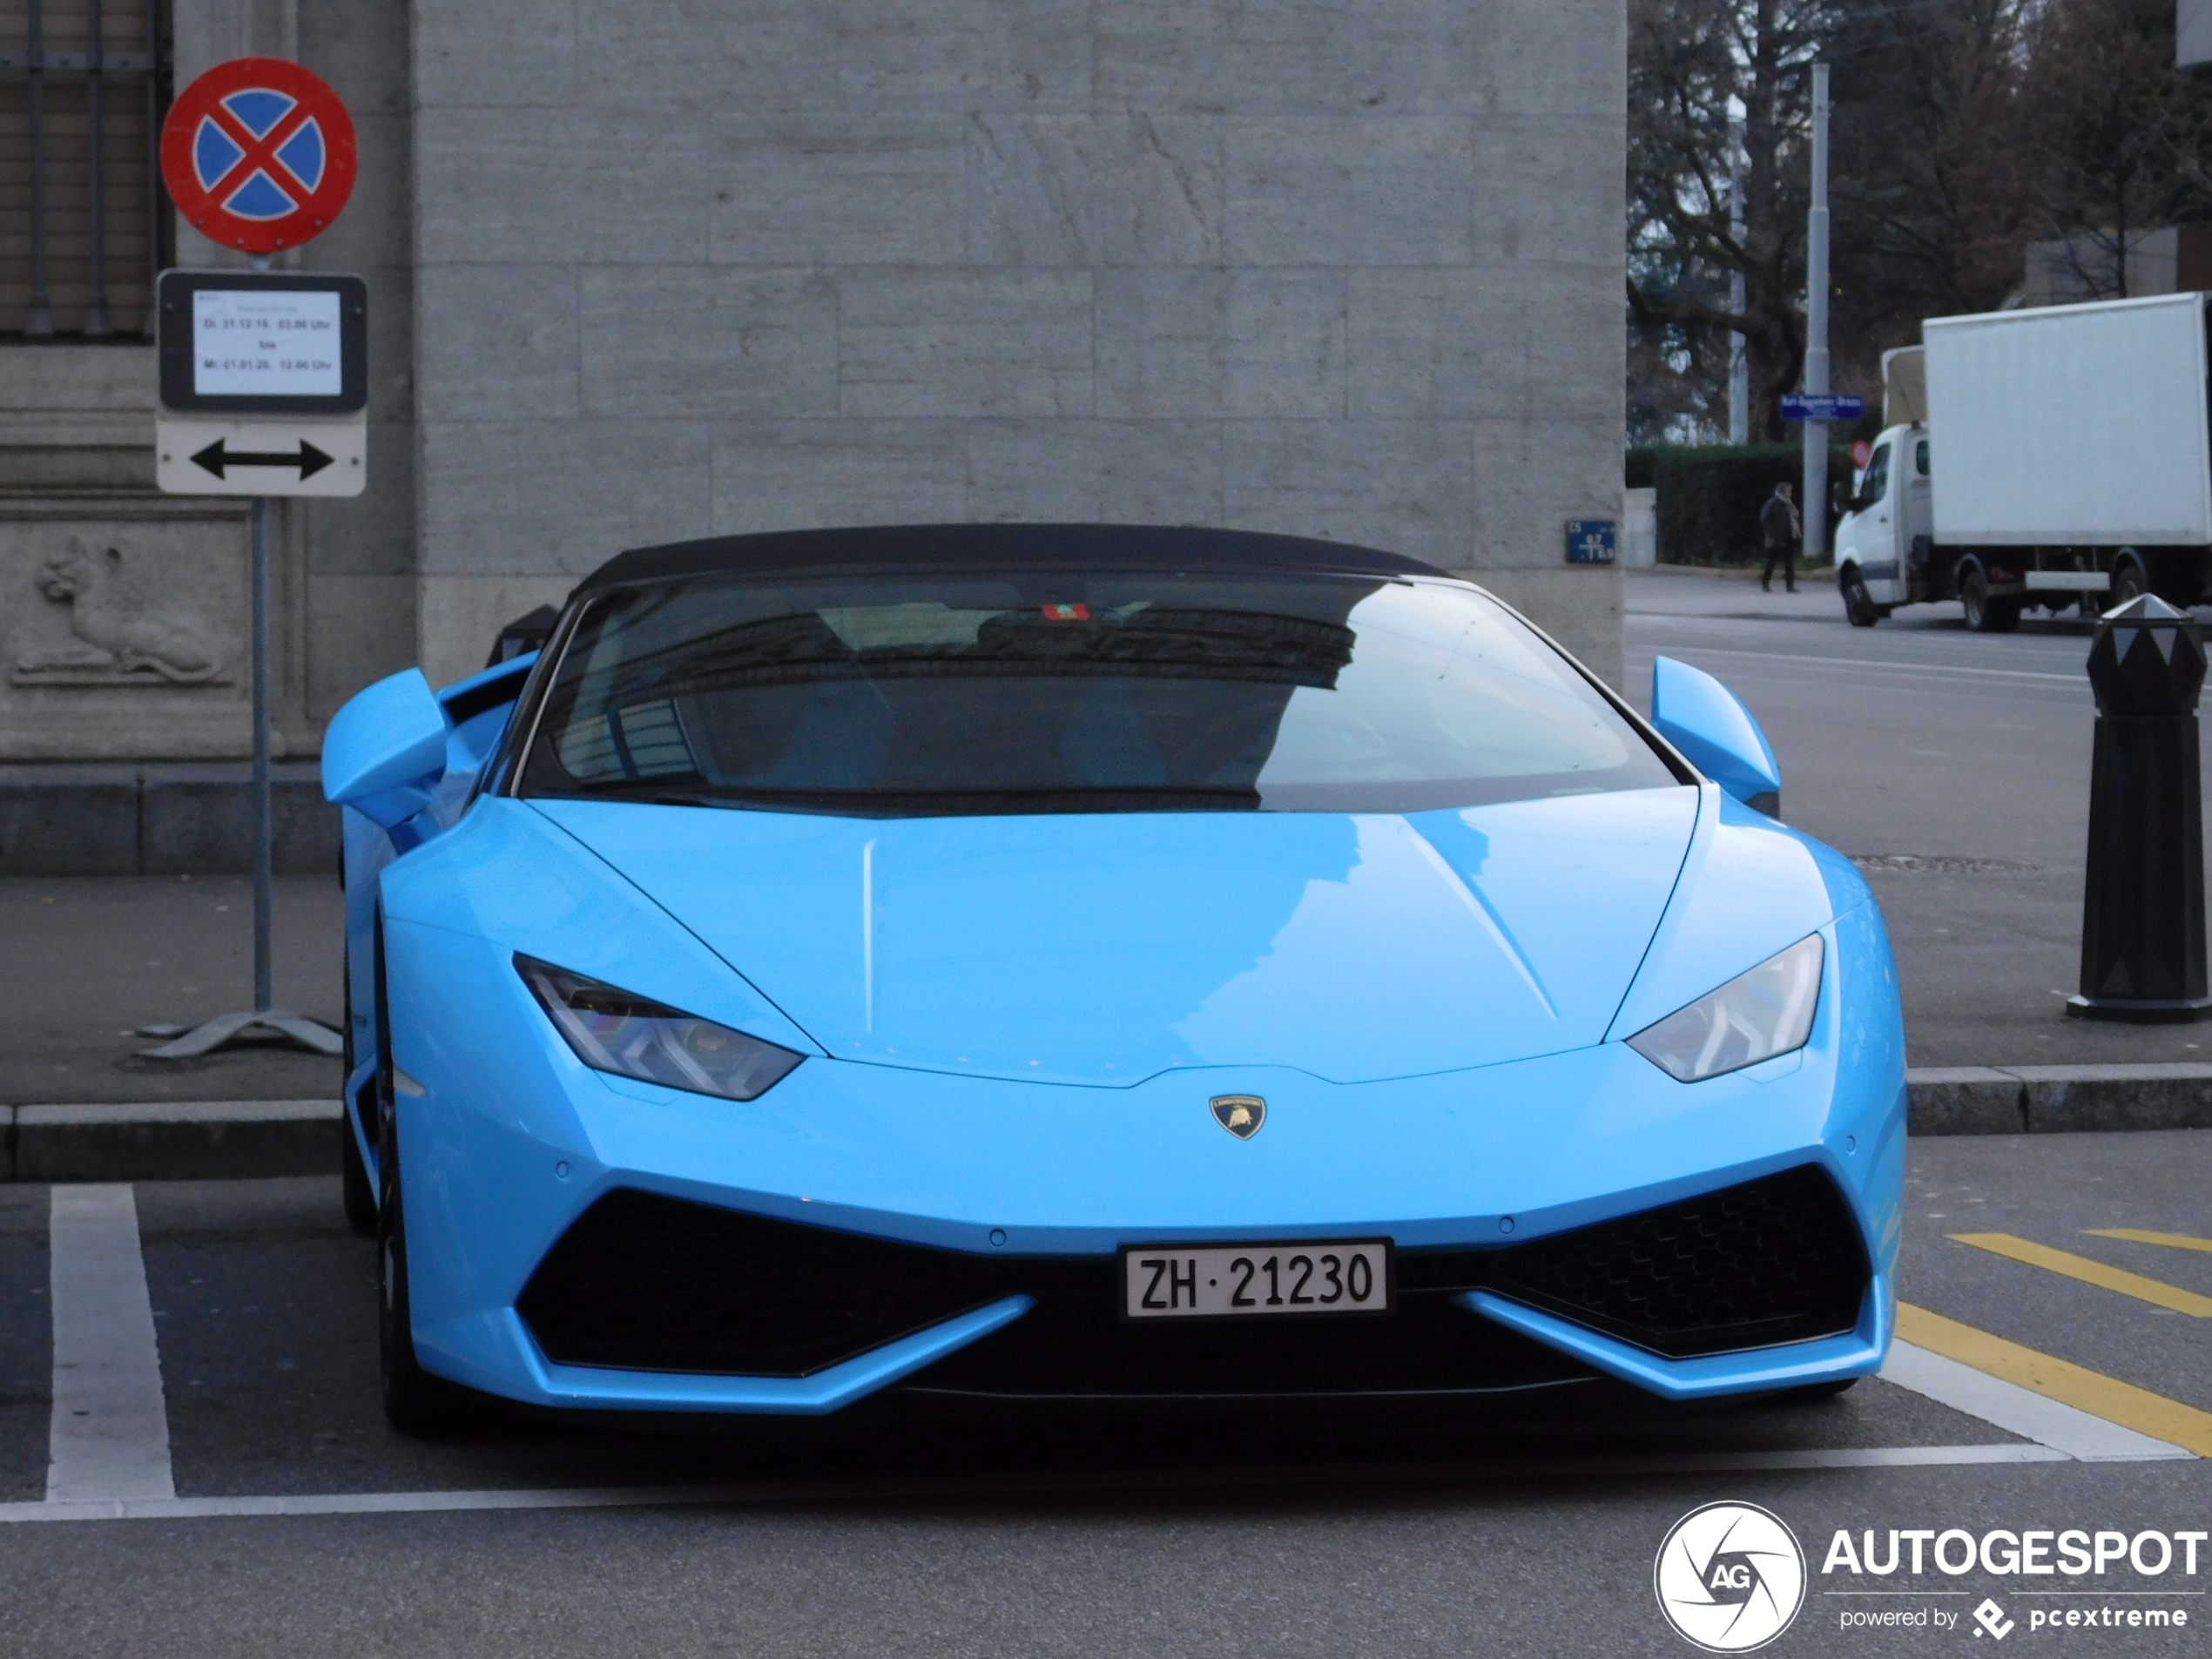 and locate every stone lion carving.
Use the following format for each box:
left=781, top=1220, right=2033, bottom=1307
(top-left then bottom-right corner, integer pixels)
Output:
left=13, top=541, right=228, bottom=685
